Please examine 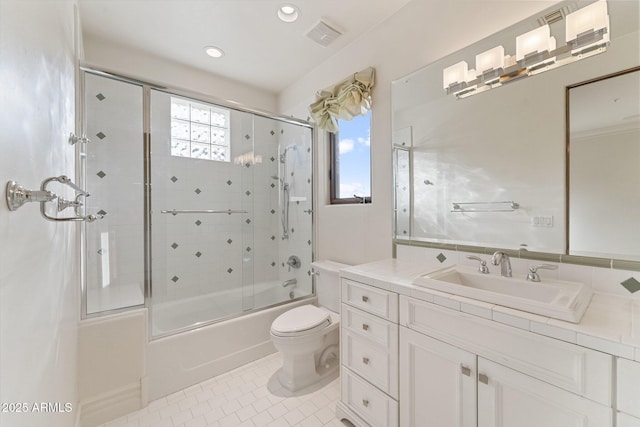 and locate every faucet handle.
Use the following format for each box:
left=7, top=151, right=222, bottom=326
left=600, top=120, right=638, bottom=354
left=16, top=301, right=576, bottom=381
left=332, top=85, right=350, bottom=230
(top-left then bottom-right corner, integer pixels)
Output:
left=466, top=255, right=490, bottom=274
left=527, top=264, right=558, bottom=282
